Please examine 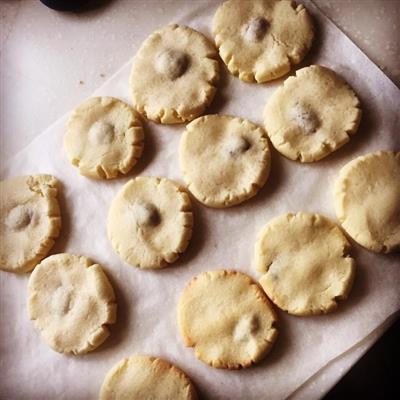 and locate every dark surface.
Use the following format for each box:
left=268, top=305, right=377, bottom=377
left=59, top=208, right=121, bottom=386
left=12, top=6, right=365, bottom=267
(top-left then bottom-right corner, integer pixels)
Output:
left=324, top=317, right=400, bottom=399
